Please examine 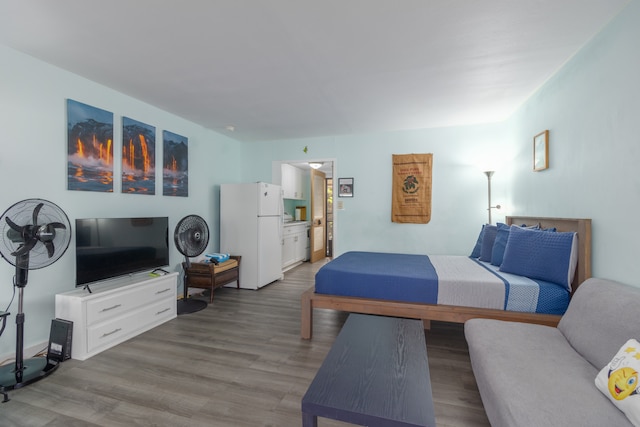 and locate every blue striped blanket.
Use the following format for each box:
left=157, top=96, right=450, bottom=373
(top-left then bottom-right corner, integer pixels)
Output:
left=314, top=251, right=570, bottom=315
